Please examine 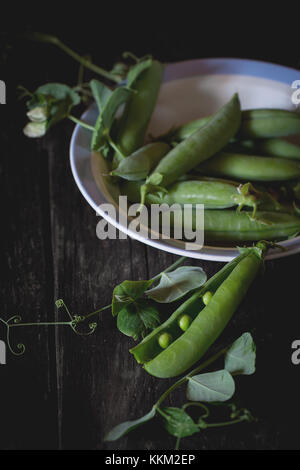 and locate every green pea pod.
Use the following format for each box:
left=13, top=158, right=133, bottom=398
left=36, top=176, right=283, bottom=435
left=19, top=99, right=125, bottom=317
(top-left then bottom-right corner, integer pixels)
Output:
left=177, top=209, right=300, bottom=242
left=130, top=248, right=251, bottom=365
left=122, top=178, right=269, bottom=214
left=141, top=93, right=241, bottom=204
left=116, top=60, right=164, bottom=157
left=166, top=109, right=300, bottom=143
left=239, top=109, right=300, bottom=139
left=110, top=142, right=170, bottom=181
left=232, top=138, right=300, bottom=161
left=197, top=152, right=300, bottom=181
left=143, top=247, right=264, bottom=378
